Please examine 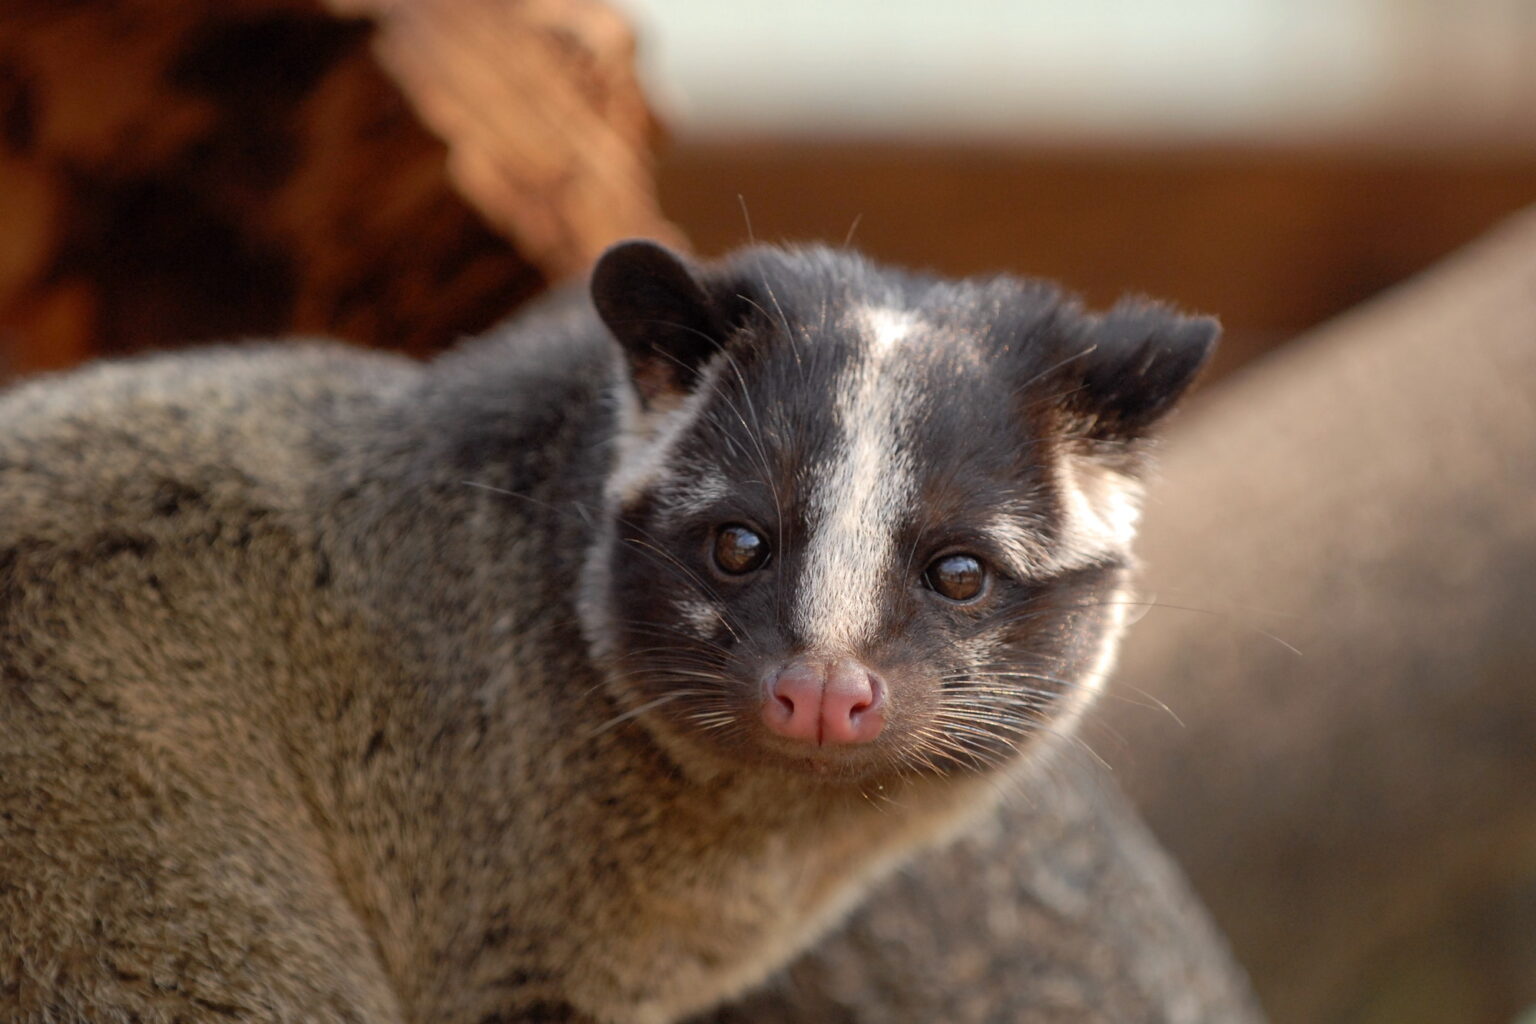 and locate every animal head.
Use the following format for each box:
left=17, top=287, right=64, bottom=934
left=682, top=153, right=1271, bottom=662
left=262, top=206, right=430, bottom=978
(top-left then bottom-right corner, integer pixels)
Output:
left=583, top=240, right=1215, bottom=787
